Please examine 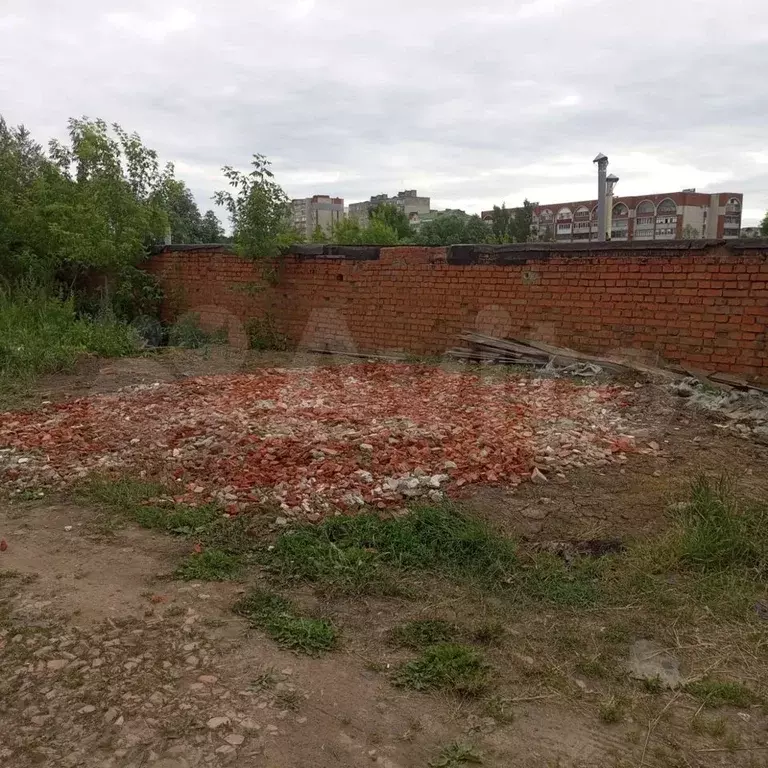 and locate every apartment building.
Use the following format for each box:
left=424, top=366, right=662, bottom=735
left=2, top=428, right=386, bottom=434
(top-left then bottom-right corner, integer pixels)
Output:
left=291, top=195, right=344, bottom=238
left=348, top=190, right=431, bottom=223
left=532, top=191, right=743, bottom=242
